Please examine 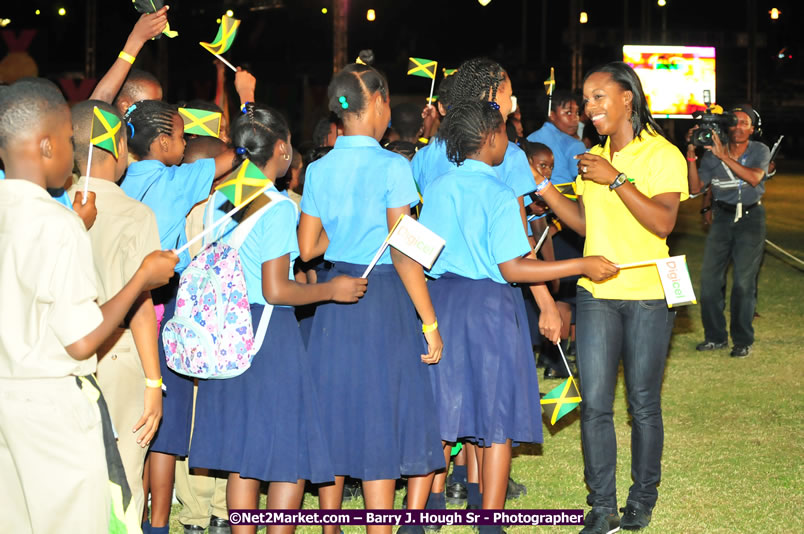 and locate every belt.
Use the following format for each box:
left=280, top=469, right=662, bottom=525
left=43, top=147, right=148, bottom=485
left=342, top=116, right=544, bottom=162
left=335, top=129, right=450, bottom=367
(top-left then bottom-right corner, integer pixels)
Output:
left=715, top=200, right=760, bottom=212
